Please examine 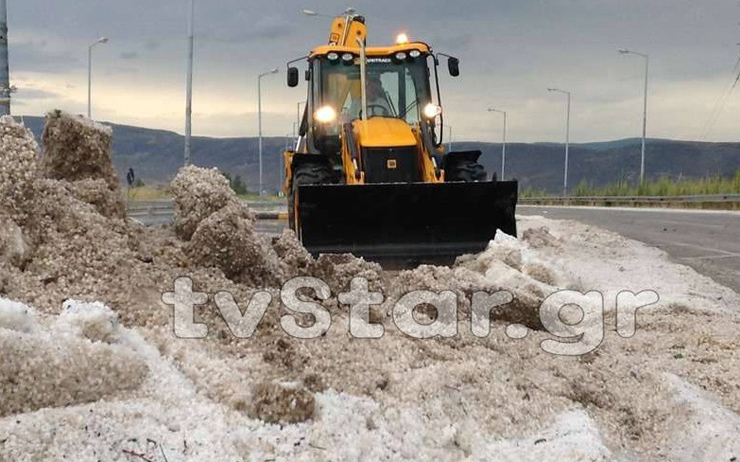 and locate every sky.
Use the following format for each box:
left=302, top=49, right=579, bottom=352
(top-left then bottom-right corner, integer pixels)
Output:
left=7, top=0, right=740, bottom=142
